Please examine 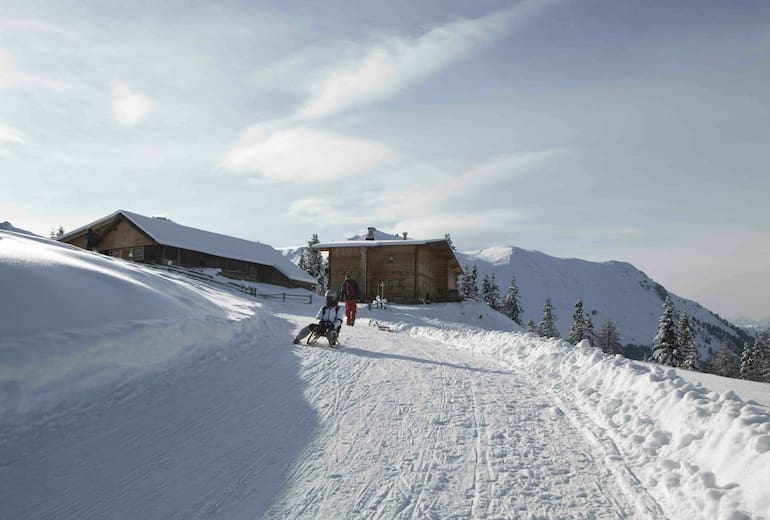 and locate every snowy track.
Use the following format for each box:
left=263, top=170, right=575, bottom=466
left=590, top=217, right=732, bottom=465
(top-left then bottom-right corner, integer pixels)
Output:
left=266, top=314, right=647, bottom=519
